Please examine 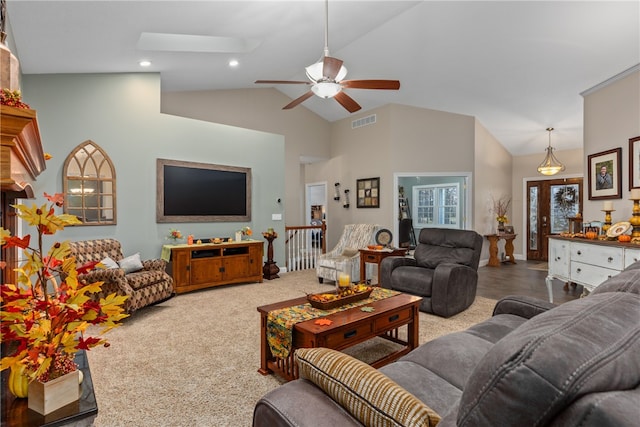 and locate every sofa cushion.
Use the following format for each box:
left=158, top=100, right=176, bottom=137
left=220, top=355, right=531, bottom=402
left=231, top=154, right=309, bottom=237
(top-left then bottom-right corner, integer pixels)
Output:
left=295, top=347, right=440, bottom=427
left=388, top=266, right=433, bottom=296
left=118, top=253, right=143, bottom=273
left=100, top=256, right=120, bottom=269
left=126, top=269, right=168, bottom=291
left=456, top=292, right=640, bottom=426
left=341, top=247, right=359, bottom=257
